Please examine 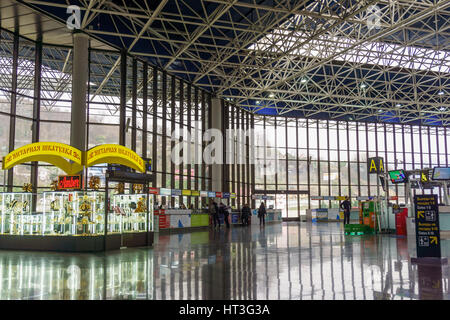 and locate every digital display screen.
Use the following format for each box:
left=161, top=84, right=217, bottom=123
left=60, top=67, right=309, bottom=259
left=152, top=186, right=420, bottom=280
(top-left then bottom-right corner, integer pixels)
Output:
left=388, top=170, right=407, bottom=184
left=432, top=167, right=450, bottom=180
